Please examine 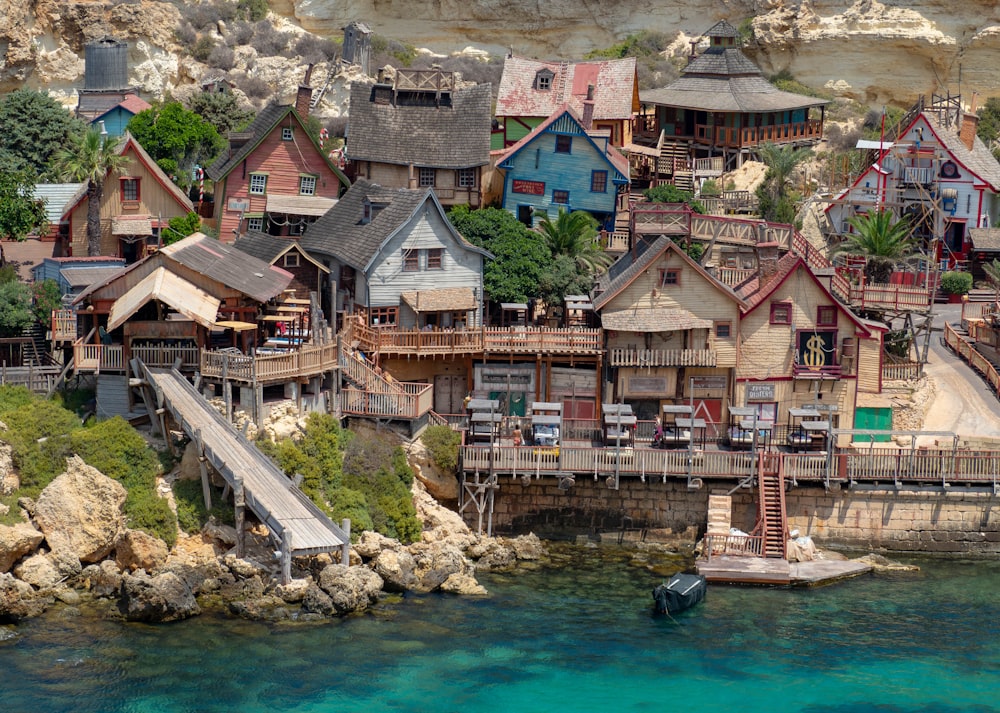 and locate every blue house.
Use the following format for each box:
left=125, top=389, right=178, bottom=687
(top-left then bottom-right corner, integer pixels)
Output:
left=89, top=95, right=152, bottom=137
left=495, top=104, right=629, bottom=230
